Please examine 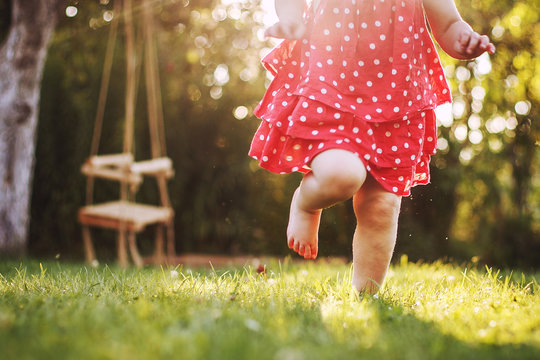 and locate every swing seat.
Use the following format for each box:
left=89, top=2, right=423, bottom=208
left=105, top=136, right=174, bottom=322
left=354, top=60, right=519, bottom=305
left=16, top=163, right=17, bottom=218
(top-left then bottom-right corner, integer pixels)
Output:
left=79, top=201, right=173, bottom=232
left=79, top=200, right=174, bottom=268
left=81, top=154, right=174, bottom=185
